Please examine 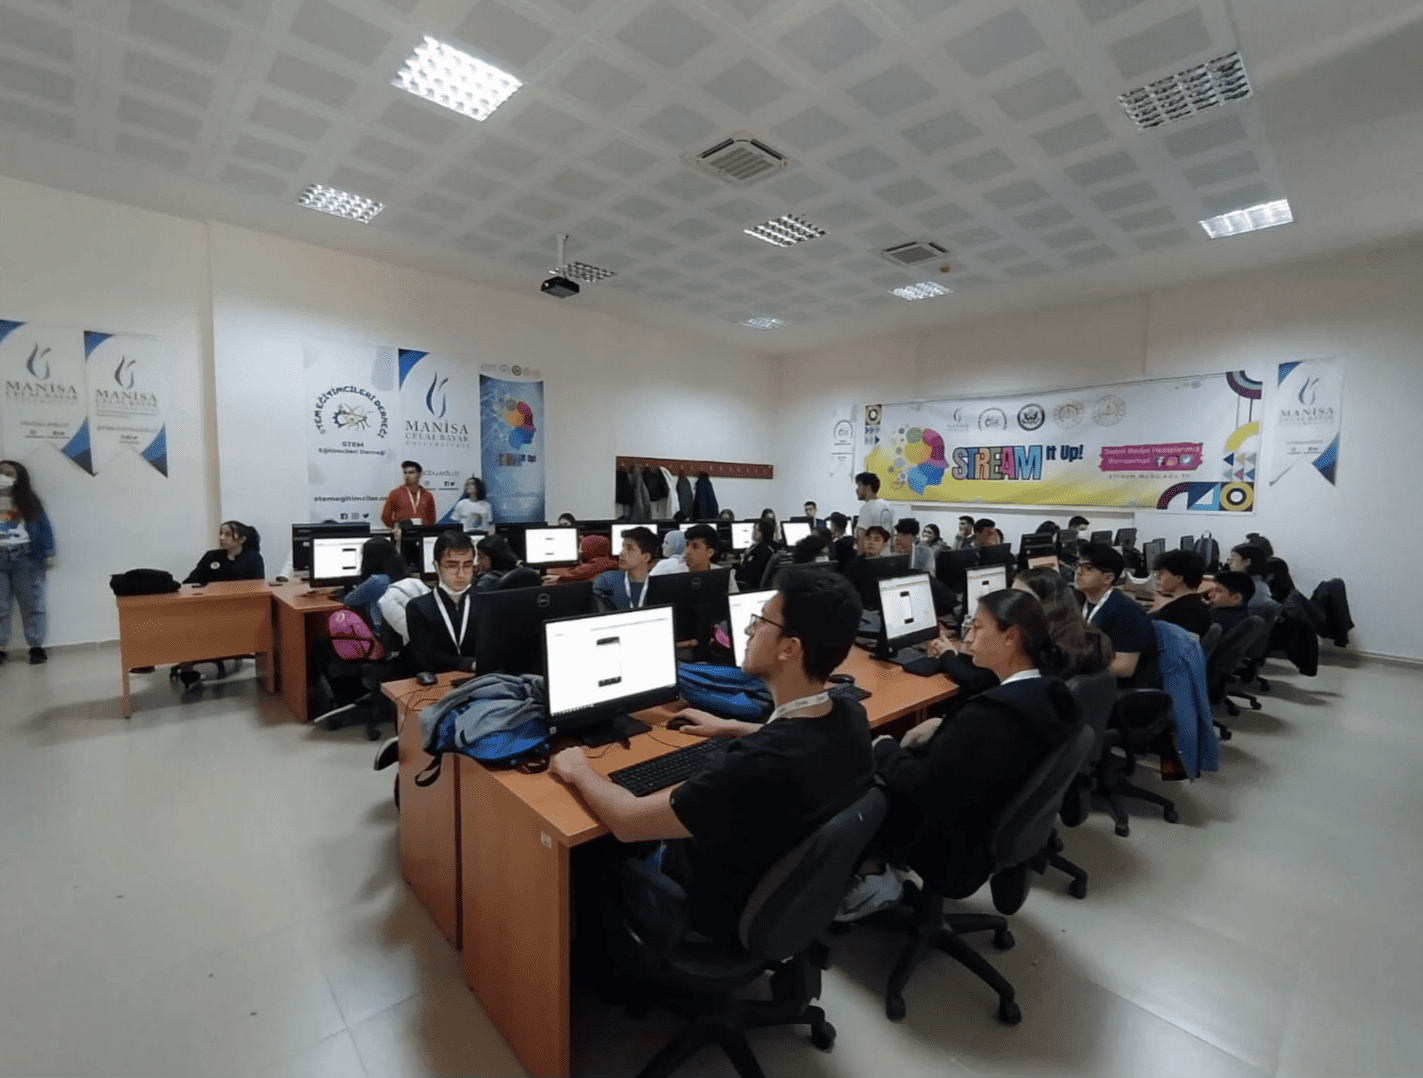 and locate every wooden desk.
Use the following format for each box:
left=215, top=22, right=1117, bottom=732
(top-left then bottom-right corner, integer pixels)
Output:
left=114, top=581, right=277, bottom=717
left=271, top=584, right=345, bottom=722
